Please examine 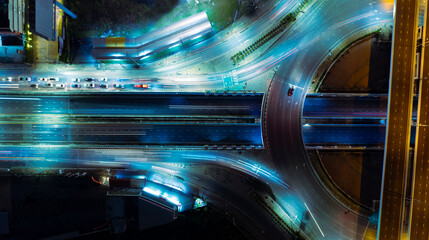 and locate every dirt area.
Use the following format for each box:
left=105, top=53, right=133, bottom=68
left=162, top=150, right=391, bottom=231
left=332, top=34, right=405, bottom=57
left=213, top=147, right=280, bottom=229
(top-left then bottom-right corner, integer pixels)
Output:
left=310, top=150, right=384, bottom=211
left=319, top=36, right=391, bottom=93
